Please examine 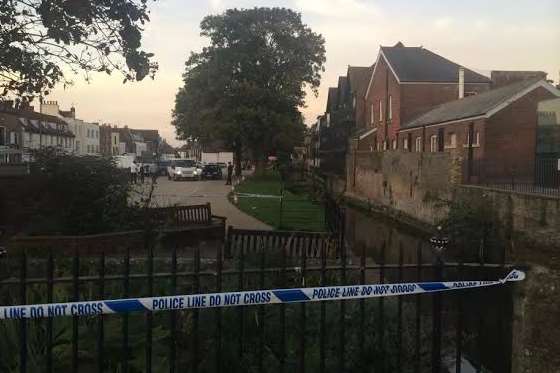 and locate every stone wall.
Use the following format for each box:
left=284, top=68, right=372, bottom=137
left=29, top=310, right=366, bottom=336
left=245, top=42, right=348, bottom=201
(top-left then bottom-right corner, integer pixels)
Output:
left=347, top=150, right=457, bottom=225
left=456, top=185, right=560, bottom=373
